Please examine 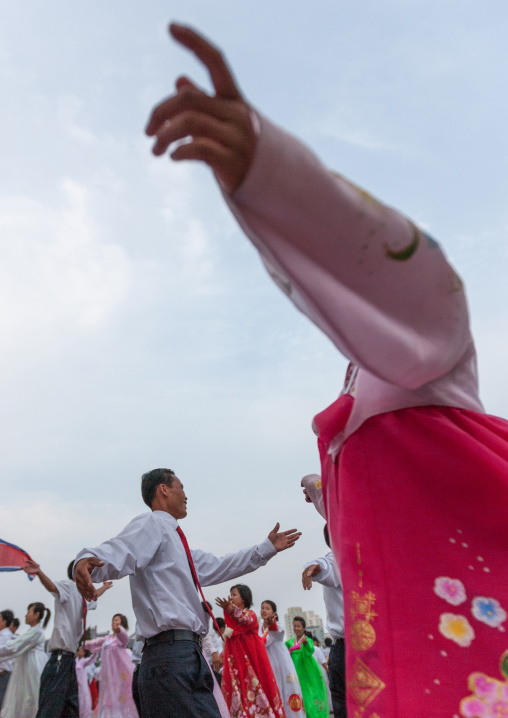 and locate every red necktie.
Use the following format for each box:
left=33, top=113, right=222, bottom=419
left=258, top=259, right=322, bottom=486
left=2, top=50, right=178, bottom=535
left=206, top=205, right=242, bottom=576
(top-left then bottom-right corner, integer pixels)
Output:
left=176, top=526, right=224, bottom=641
left=82, top=598, right=88, bottom=649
